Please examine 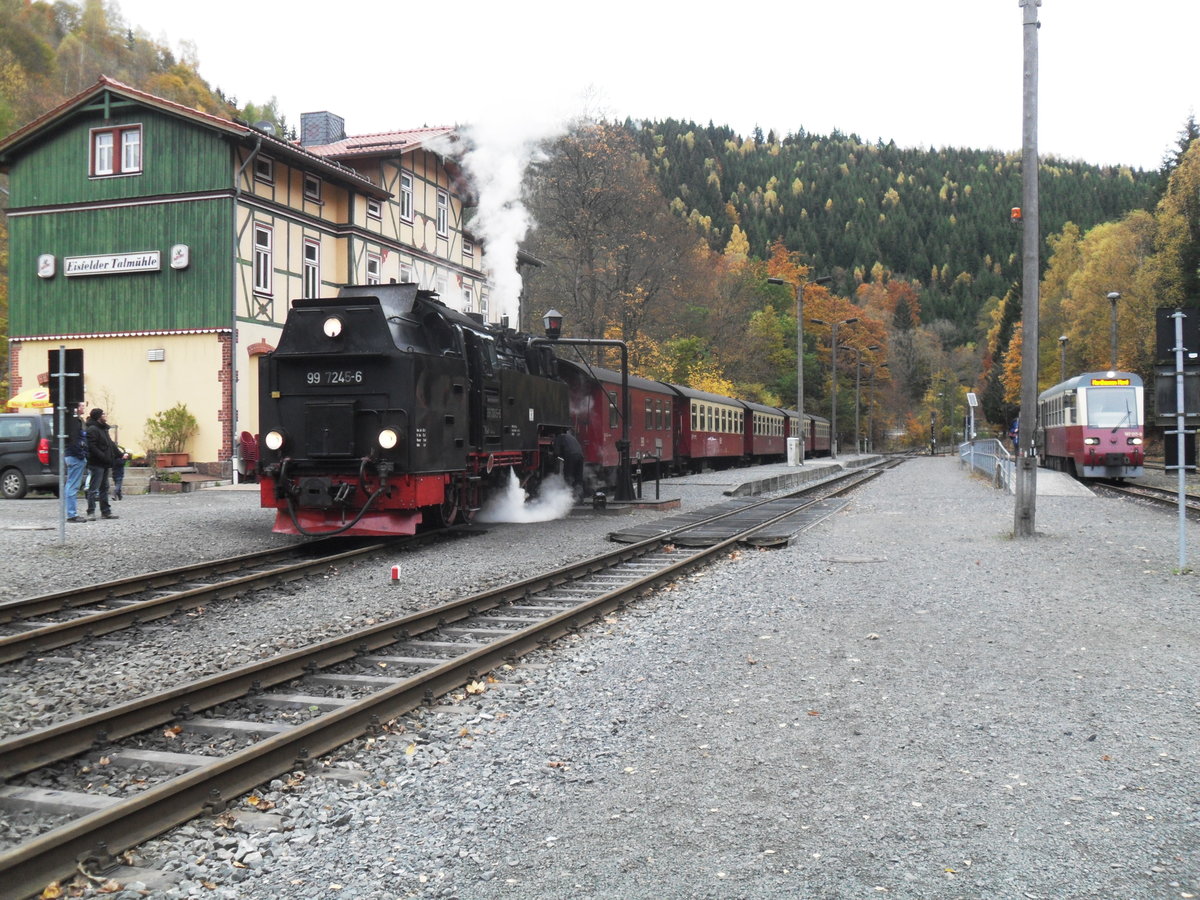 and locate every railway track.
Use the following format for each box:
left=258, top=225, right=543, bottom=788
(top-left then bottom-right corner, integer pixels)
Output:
left=0, top=535, right=452, bottom=665
left=0, top=461, right=892, bottom=898
left=1095, top=479, right=1200, bottom=514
